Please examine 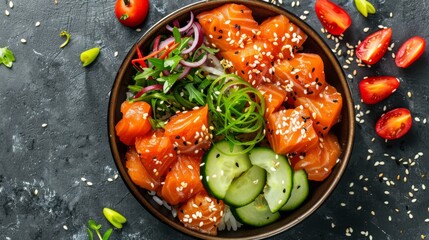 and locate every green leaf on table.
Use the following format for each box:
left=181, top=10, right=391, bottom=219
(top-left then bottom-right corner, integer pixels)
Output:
left=88, top=219, right=102, bottom=231
left=102, top=207, right=127, bottom=229
left=0, top=47, right=15, bottom=68
left=102, top=228, right=113, bottom=240
left=87, top=228, right=94, bottom=240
